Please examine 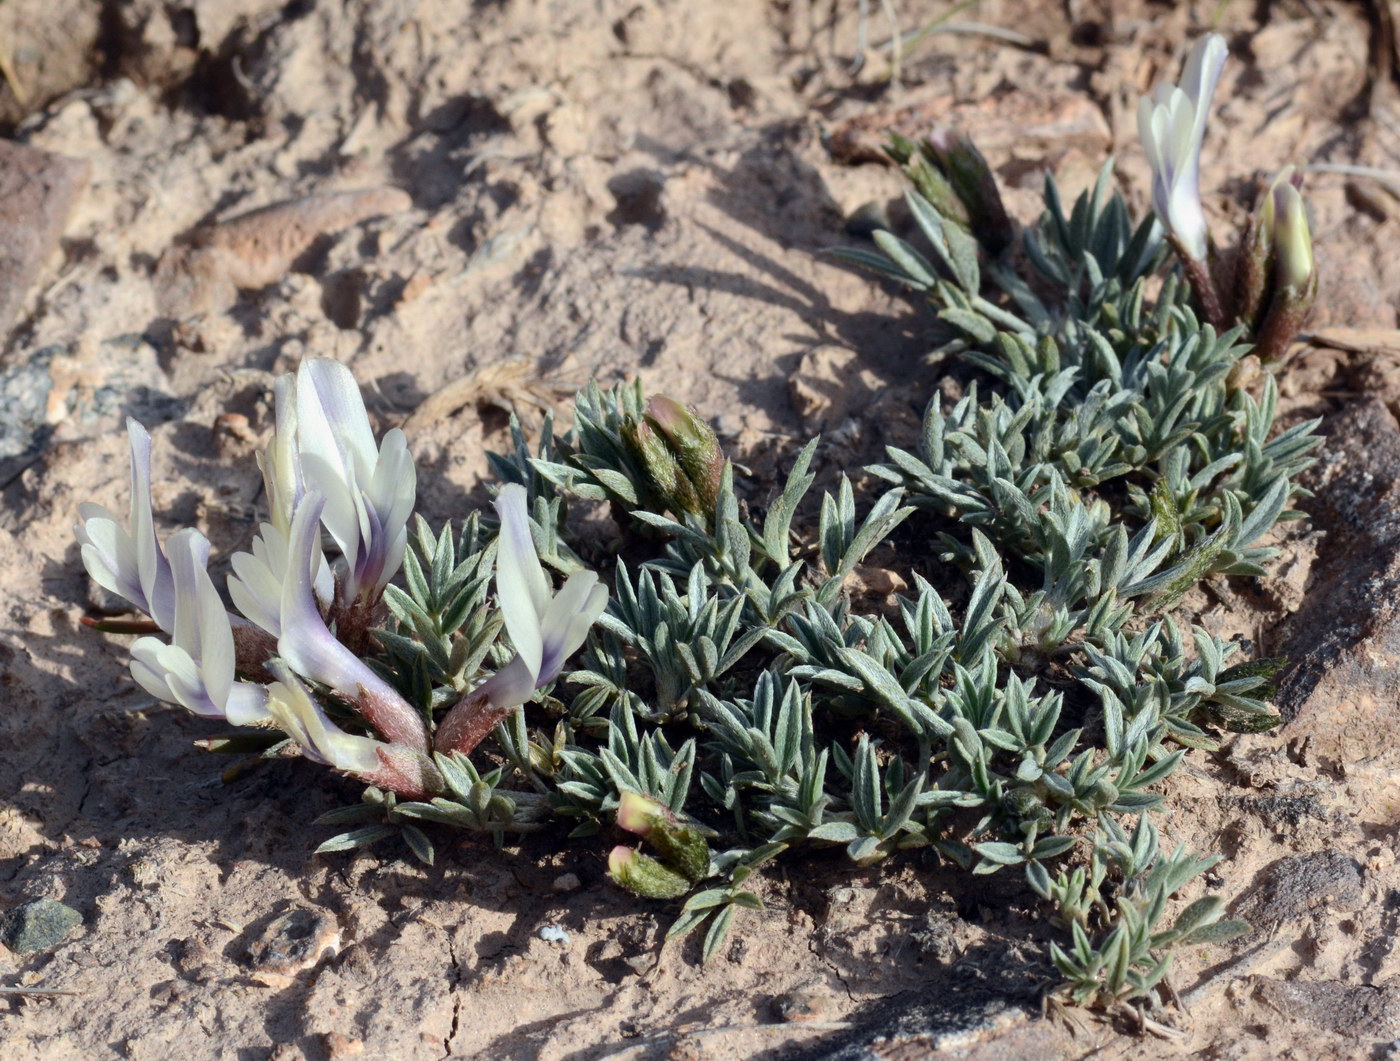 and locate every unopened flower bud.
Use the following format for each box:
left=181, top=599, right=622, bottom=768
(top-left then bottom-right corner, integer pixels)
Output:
left=613, top=791, right=710, bottom=884
left=607, top=845, right=692, bottom=900
left=621, top=418, right=694, bottom=514
left=1272, top=182, right=1313, bottom=290
left=617, top=790, right=665, bottom=837
left=648, top=819, right=710, bottom=885
left=644, top=395, right=722, bottom=516
left=885, top=132, right=970, bottom=229
left=1253, top=181, right=1318, bottom=362
left=1232, top=167, right=1288, bottom=332
left=921, top=128, right=1014, bottom=254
